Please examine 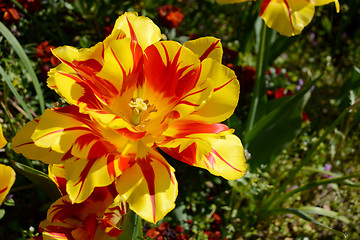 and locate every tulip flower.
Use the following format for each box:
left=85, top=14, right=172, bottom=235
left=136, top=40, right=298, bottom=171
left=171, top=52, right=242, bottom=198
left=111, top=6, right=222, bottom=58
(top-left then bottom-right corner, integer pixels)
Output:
left=12, top=12, right=247, bottom=223
left=216, top=0, right=340, bottom=36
